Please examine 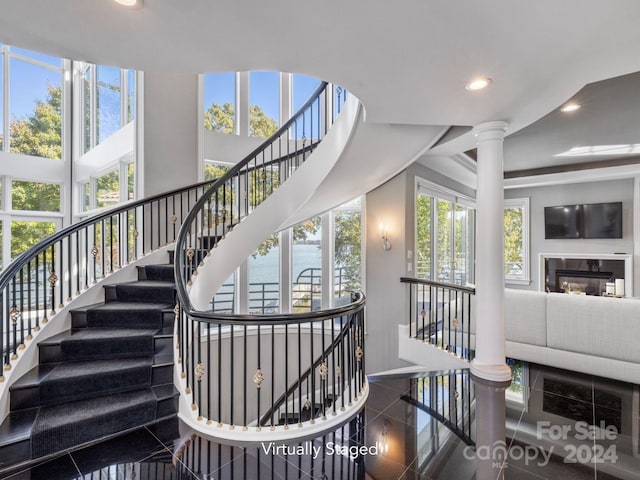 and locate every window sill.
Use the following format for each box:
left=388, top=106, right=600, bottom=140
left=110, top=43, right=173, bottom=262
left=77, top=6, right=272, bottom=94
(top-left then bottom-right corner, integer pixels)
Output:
left=506, top=278, right=531, bottom=286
